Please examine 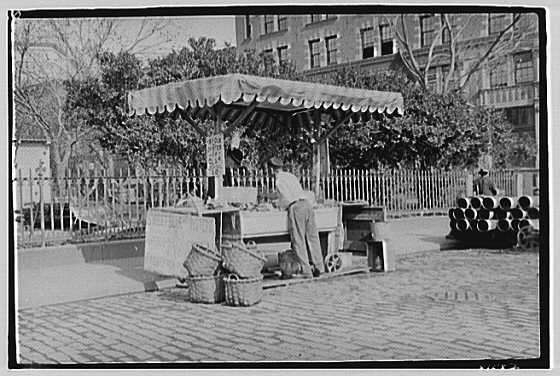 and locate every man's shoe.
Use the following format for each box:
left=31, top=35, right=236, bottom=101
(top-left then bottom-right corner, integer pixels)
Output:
left=312, top=267, right=321, bottom=278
